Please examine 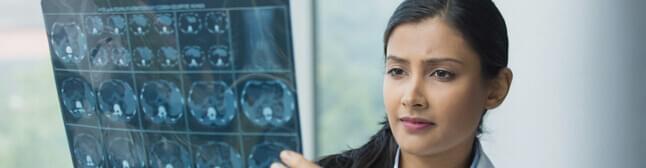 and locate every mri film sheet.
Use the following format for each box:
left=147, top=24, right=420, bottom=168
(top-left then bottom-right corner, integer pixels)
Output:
left=42, top=0, right=301, bottom=167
